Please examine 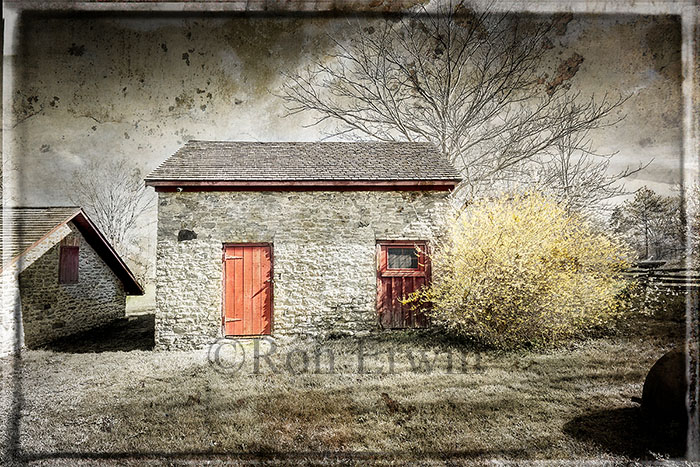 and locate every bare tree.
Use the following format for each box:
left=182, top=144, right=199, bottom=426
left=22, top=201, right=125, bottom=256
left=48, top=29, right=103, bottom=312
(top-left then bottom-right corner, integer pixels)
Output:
left=69, top=158, right=154, bottom=277
left=610, top=186, right=684, bottom=261
left=519, top=116, right=649, bottom=214
left=280, top=1, right=634, bottom=204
